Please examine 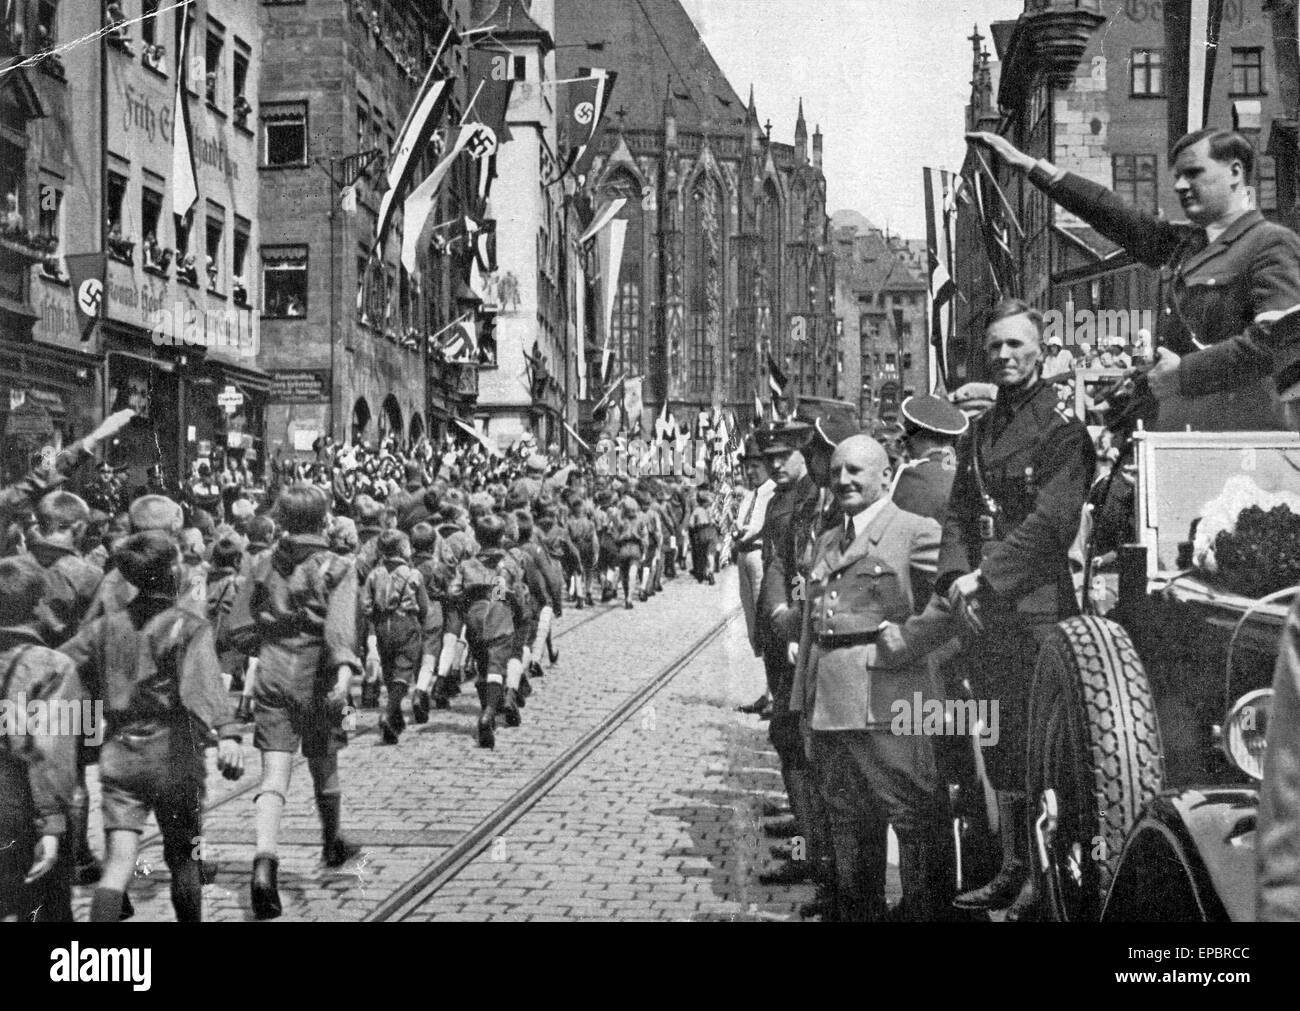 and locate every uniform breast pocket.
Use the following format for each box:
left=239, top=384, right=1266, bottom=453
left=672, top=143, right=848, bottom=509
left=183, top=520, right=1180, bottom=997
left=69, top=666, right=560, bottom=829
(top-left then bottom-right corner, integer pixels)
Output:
left=856, top=563, right=908, bottom=618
